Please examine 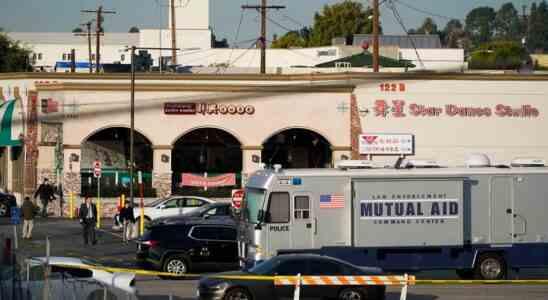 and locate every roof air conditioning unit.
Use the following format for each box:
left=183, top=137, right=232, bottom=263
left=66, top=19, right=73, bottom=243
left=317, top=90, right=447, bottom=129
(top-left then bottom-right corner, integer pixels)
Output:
left=336, top=160, right=375, bottom=170
left=465, top=153, right=491, bottom=168
left=511, top=157, right=545, bottom=167
left=404, top=159, right=441, bottom=168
